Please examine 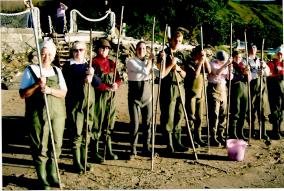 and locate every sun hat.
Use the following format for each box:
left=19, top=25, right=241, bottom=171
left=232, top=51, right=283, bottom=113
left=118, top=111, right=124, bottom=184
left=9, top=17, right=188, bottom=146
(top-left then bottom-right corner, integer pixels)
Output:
left=96, top=38, right=111, bottom=49
left=40, top=39, right=56, bottom=59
